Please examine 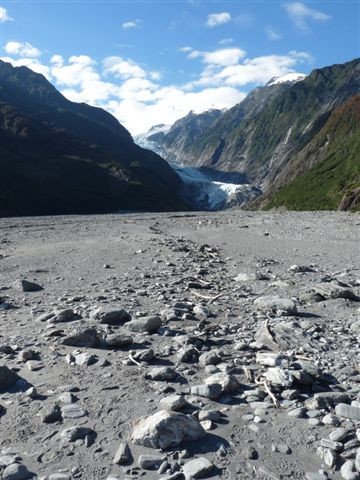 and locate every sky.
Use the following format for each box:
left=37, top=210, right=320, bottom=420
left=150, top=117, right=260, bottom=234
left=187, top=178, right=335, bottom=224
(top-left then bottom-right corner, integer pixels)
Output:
left=0, top=0, right=359, bottom=134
